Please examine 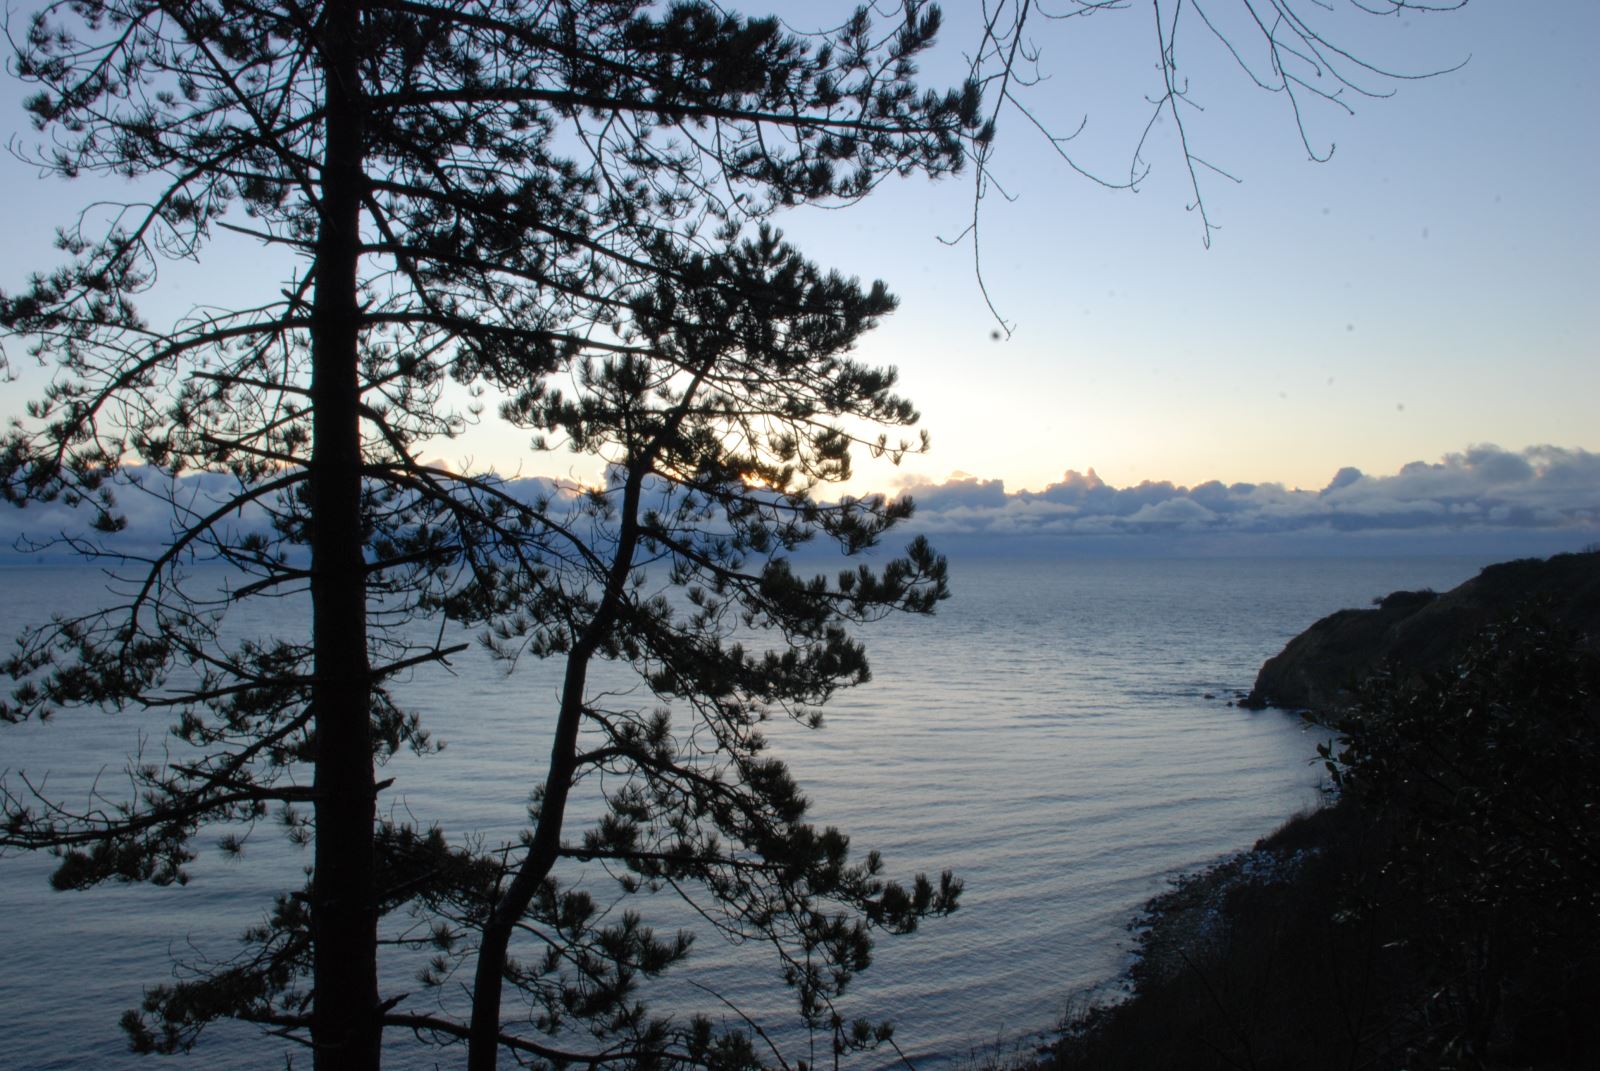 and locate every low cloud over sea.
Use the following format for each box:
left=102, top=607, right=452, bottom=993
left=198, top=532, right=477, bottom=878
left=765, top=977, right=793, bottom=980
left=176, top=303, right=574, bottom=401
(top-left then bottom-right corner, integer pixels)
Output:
left=3, top=444, right=1596, bottom=561
left=894, top=444, right=1600, bottom=557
